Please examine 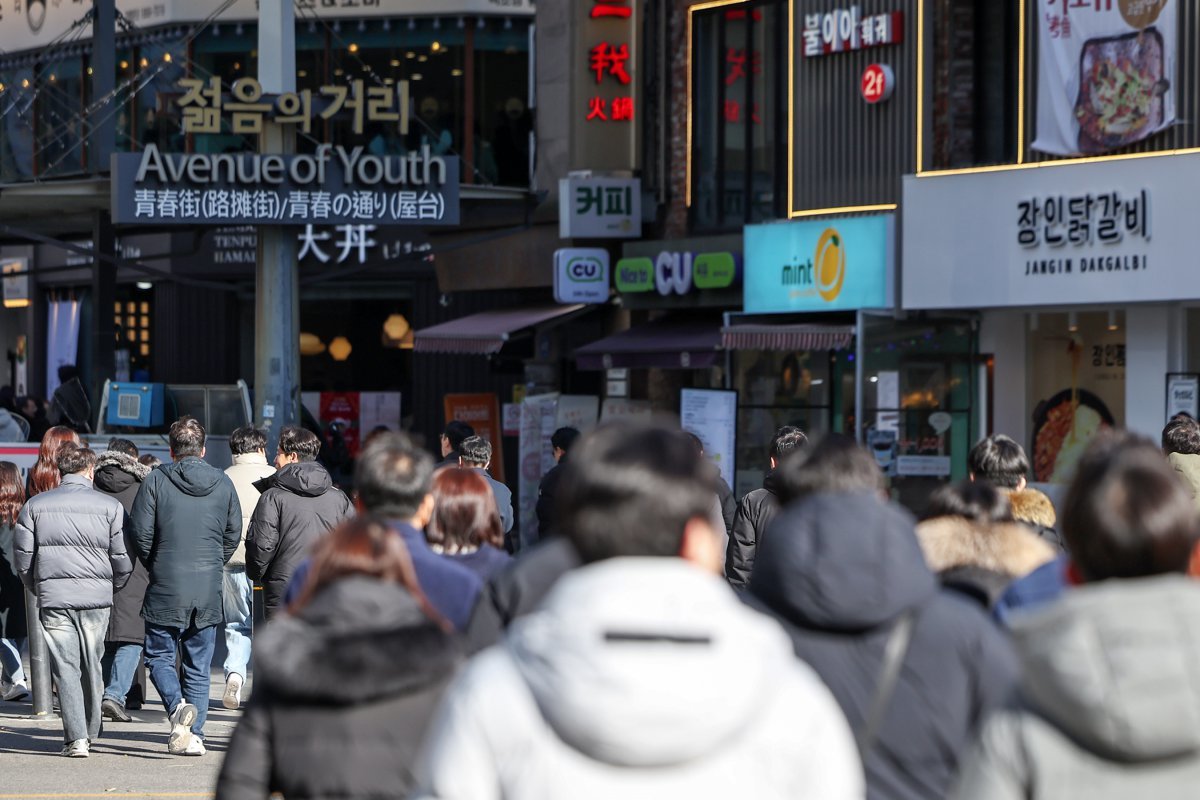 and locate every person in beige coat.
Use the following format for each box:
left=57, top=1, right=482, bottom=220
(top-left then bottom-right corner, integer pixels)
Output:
left=221, top=426, right=275, bottom=710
